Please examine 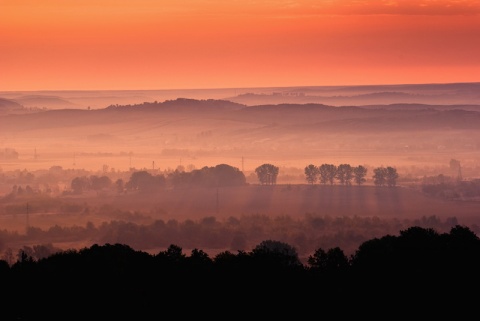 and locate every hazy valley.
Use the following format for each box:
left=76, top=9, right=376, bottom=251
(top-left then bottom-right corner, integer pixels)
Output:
left=1, top=82, right=480, bottom=260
